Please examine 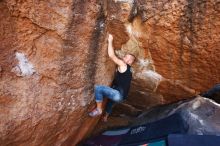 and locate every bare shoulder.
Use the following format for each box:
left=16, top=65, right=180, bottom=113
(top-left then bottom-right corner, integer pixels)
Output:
left=117, top=63, right=127, bottom=73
